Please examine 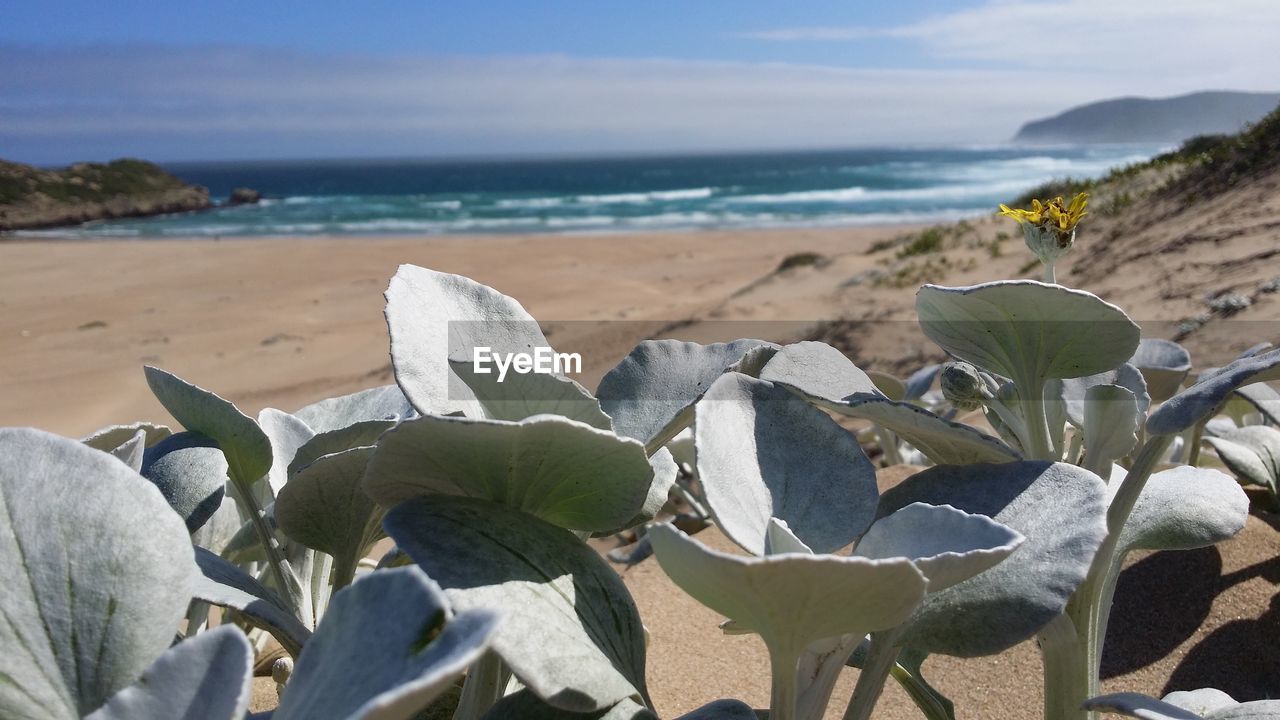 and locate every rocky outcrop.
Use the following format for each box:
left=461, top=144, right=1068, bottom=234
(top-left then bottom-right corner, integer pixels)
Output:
left=226, top=187, right=262, bottom=206
left=0, top=158, right=211, bottom=231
